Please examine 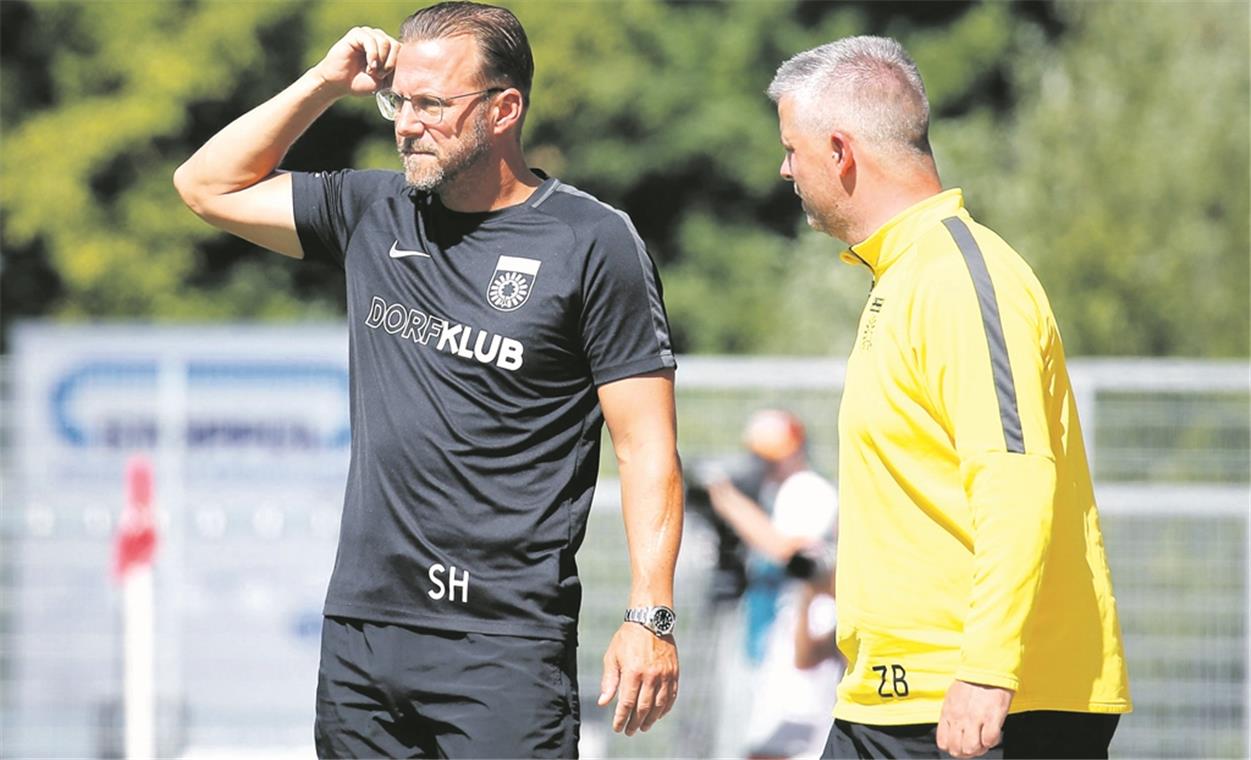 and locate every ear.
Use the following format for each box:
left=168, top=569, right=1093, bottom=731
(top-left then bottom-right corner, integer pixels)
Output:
left=829, top=131, right=855, bottom=177
left=491, top=88, right=525, bottom=136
